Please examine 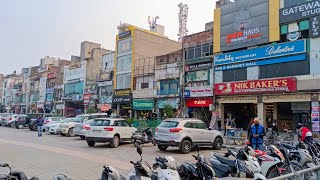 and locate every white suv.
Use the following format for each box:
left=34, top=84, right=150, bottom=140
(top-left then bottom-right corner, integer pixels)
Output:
left=155, top=118, right=223, bottom=154
left=85, top=118, right=137, bottom=148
